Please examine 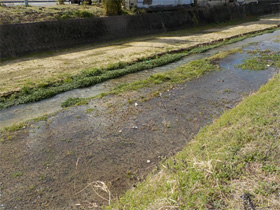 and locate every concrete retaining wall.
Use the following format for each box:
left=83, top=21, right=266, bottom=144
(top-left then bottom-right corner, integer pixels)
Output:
left=0, top=4, right=279, bottom=59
